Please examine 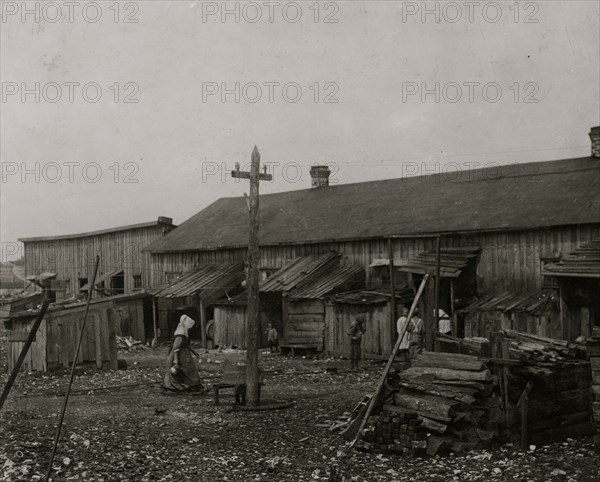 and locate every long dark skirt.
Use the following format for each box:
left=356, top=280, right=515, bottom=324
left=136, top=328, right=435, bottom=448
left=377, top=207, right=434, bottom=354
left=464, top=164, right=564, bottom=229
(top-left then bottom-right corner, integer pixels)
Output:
left=162, top=335, right=203, bottom=392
